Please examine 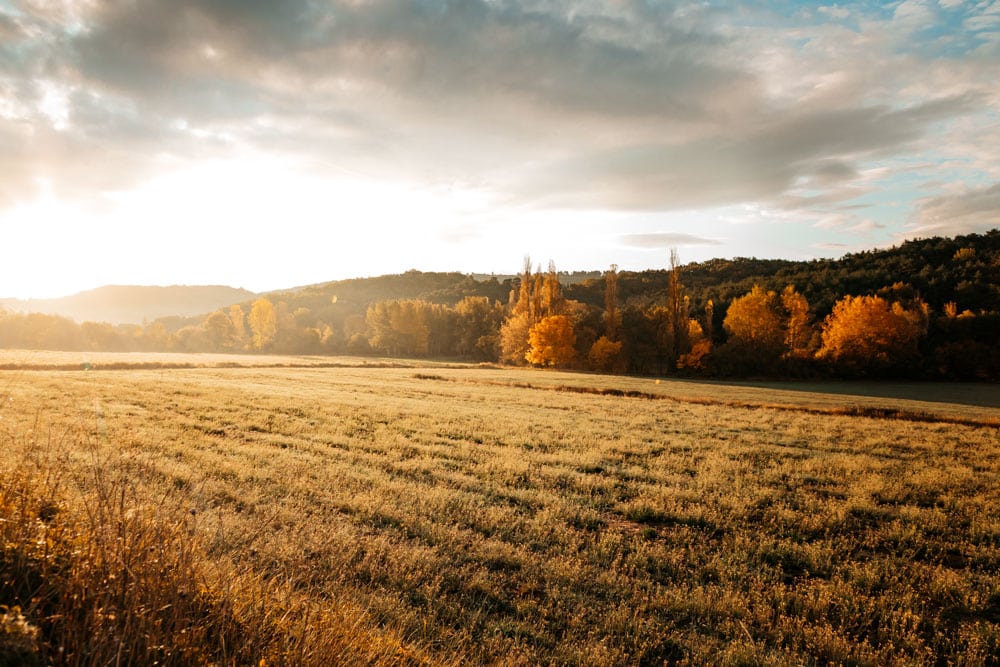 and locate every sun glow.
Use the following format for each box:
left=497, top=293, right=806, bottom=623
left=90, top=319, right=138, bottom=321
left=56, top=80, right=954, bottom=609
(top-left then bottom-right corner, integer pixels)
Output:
left=2, top=156, right=519, bottom=299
